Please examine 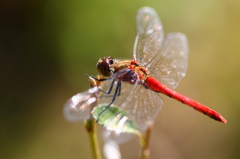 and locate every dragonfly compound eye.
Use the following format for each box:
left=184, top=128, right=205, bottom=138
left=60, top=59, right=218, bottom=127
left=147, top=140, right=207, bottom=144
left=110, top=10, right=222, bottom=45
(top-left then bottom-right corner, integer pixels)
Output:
left=109, top=59, right=114, bottom=64
left=96, top=57, right=112, bottom=77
